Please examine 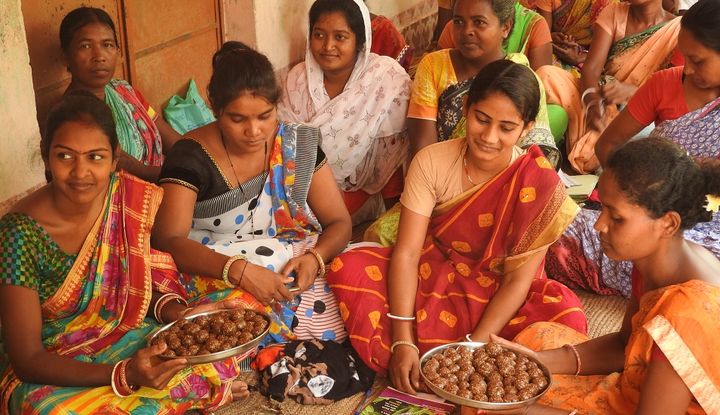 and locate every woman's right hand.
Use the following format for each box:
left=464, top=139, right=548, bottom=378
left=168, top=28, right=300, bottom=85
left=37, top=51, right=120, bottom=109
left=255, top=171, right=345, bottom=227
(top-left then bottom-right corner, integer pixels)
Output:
left=236, top=262, right=294, bottom=305
left=488, top=334, right=545, bottom=368
left=125, top=342, right=188, bottom=390
left=389, top=345, right=422, bottom=394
